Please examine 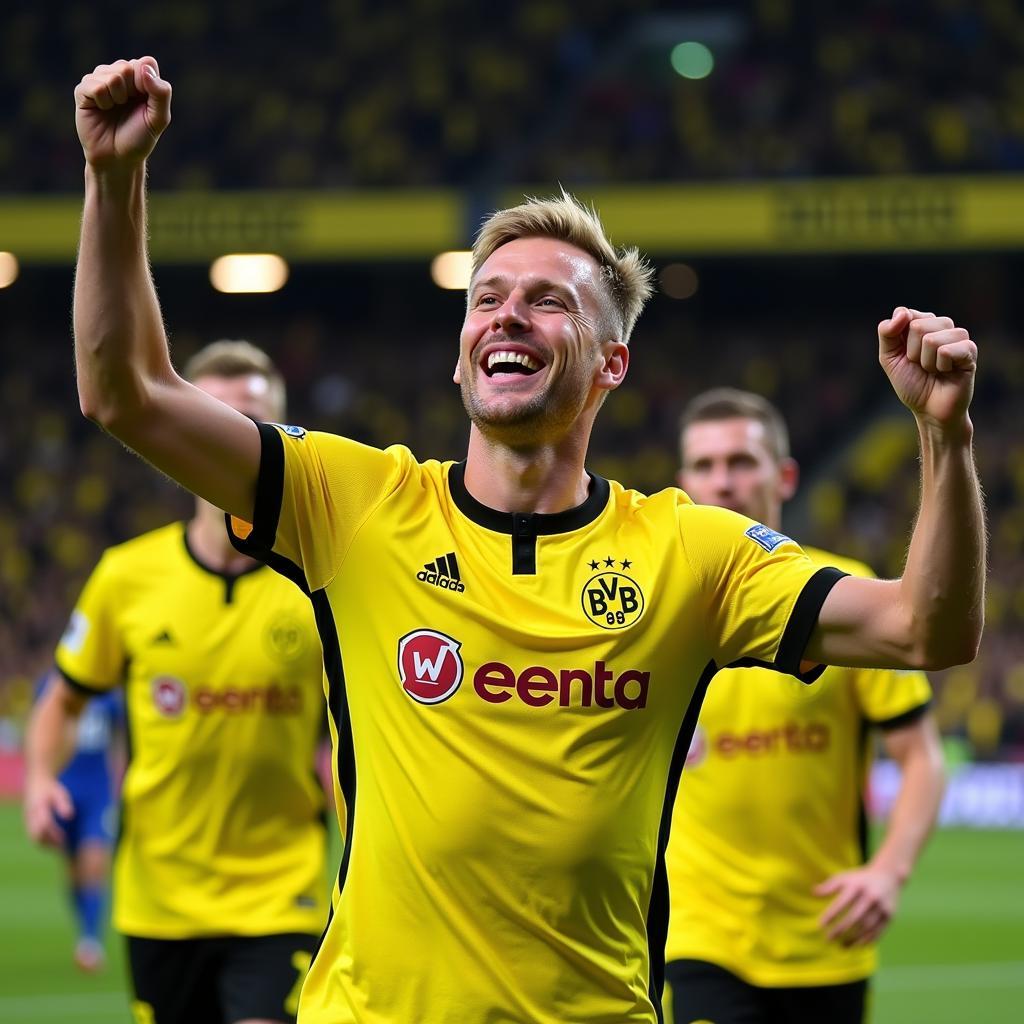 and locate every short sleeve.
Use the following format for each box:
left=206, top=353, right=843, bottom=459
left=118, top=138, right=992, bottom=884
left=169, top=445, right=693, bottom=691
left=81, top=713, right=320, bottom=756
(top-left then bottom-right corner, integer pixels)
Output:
left=228, top=423, right=409, bottom=592
left=856, top=668, right=933, bottom=727
left=680, top=505, right=846, bottom=678
left=55, top=553, right=127, bottom=694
